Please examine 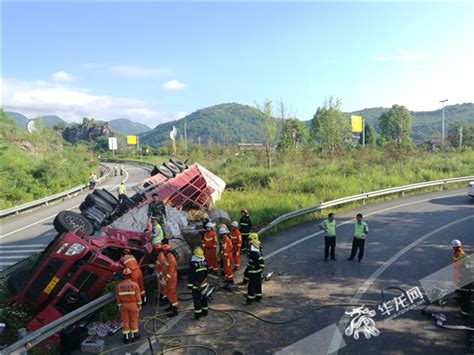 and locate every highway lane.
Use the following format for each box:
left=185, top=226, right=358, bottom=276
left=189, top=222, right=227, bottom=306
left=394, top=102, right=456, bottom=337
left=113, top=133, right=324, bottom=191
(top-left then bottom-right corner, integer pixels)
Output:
left=0, top=164, right=151, bottom=270
left=123, top=188, right=473, bottom=355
